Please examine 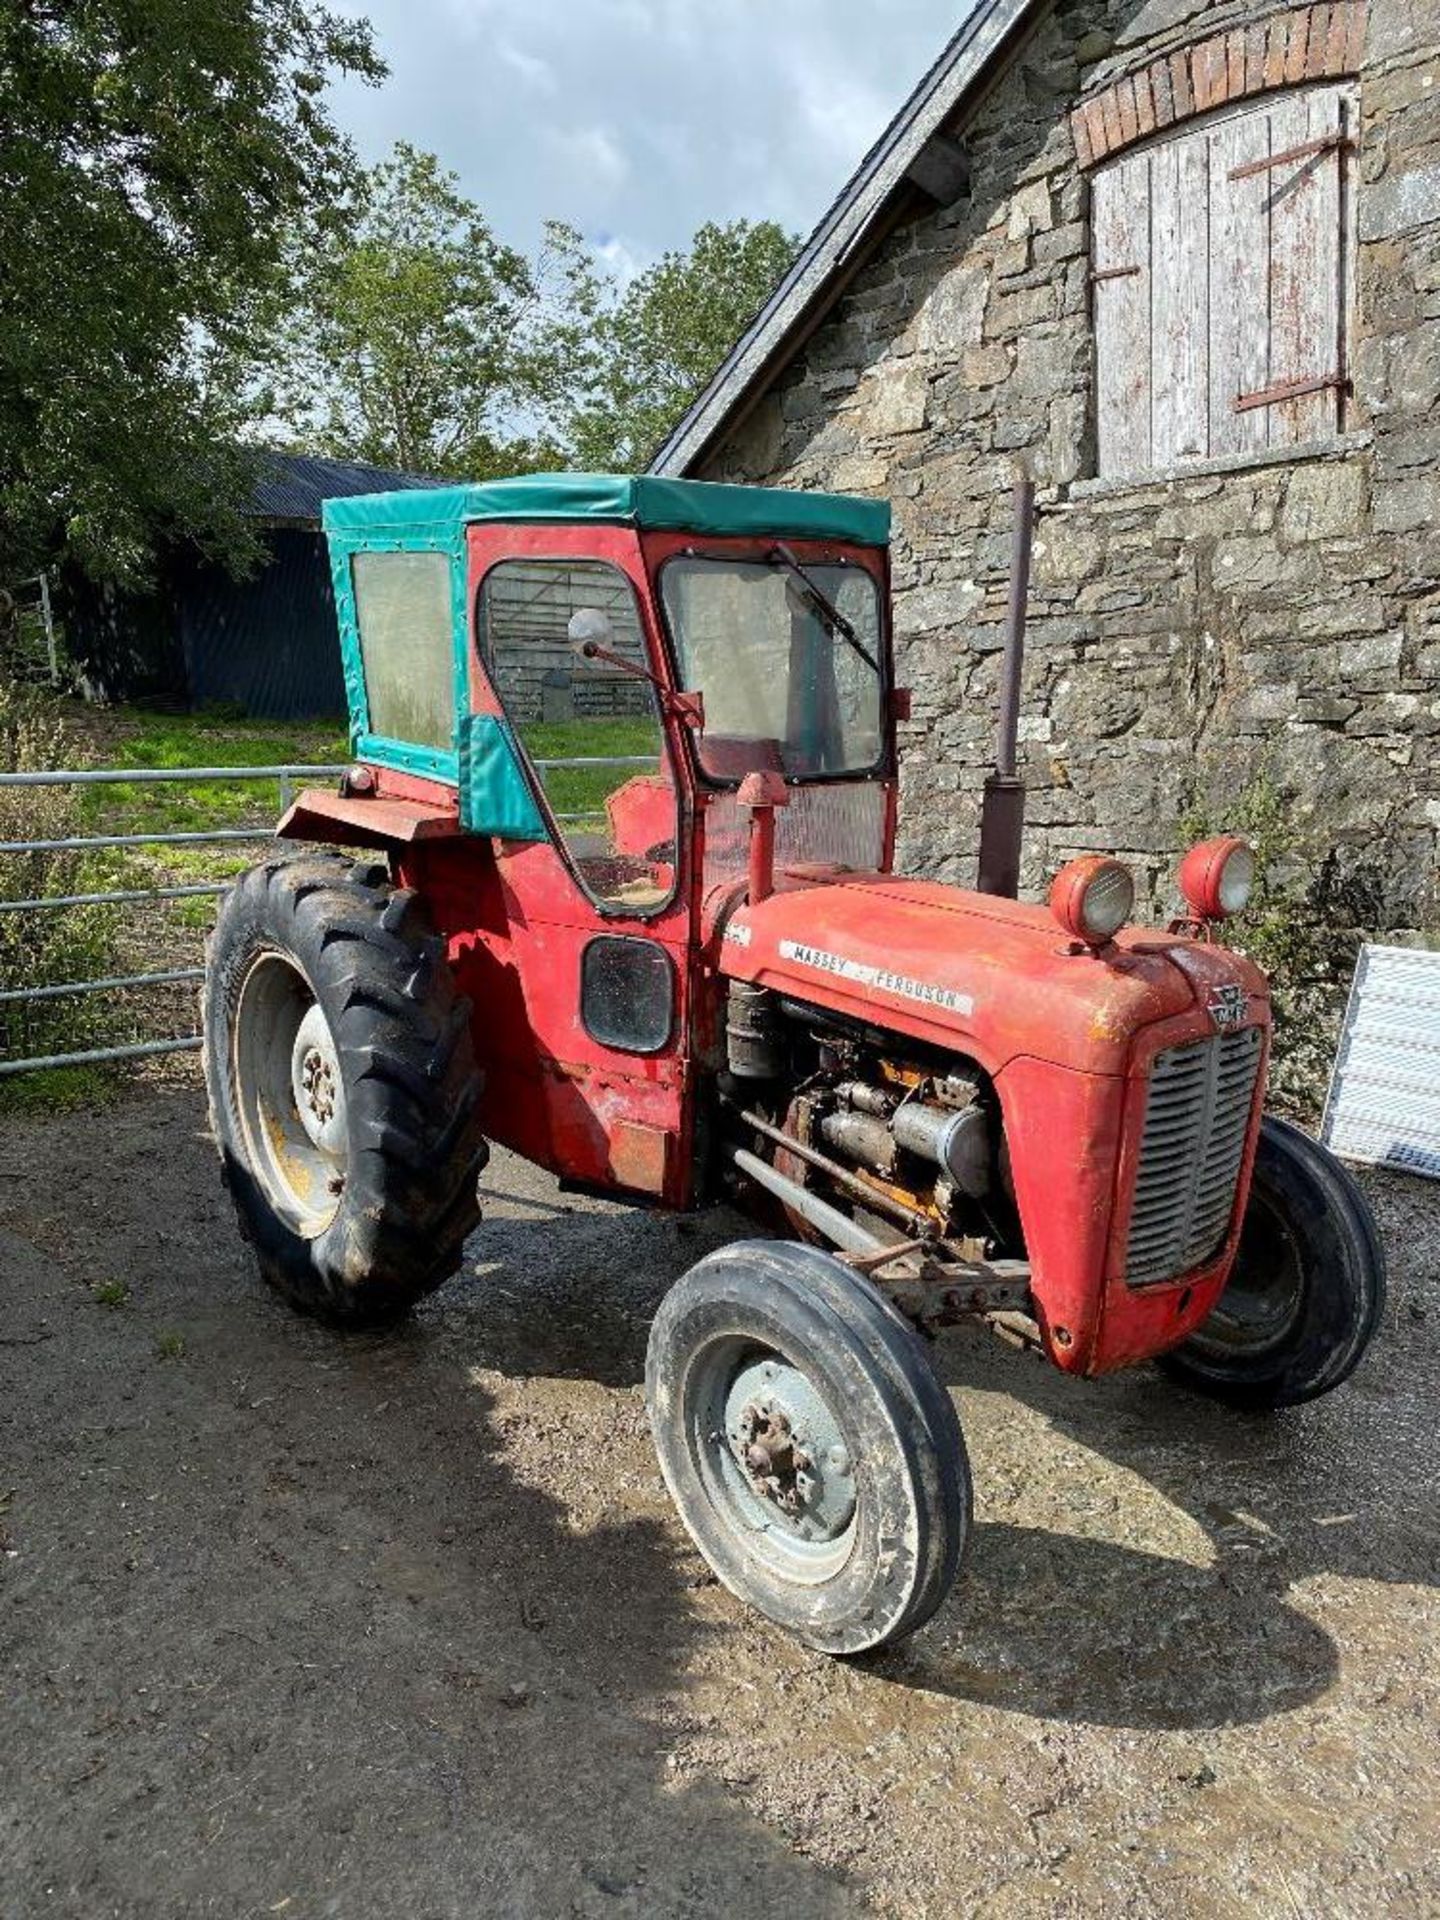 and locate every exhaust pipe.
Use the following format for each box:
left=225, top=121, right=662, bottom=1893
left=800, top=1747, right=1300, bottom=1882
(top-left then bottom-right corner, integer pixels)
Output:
left=976, top=467, right=1034, bottom=899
